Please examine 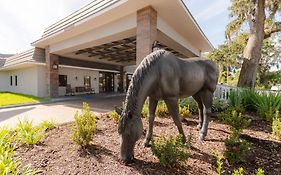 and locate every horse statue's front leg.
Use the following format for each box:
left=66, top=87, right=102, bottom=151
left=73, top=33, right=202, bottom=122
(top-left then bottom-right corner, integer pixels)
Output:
left=165, top=98, right=187, bottom=144
left=144, top=97, right=158, bottom=147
